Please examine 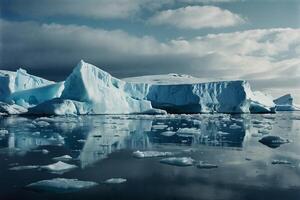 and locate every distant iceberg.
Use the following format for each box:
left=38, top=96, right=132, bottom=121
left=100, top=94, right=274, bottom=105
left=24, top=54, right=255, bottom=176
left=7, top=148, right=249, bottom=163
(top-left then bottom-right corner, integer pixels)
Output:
left=274, top=94, right=300, bottom=111
left=0, top=60, right=278, bottom=115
